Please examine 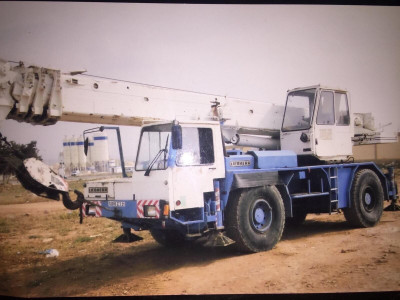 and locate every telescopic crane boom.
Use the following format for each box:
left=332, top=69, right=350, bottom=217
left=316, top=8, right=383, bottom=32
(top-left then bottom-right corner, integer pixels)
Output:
left=1, top=58, right=393, bottom=152
left=0, top=58, right=283, bottom=149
